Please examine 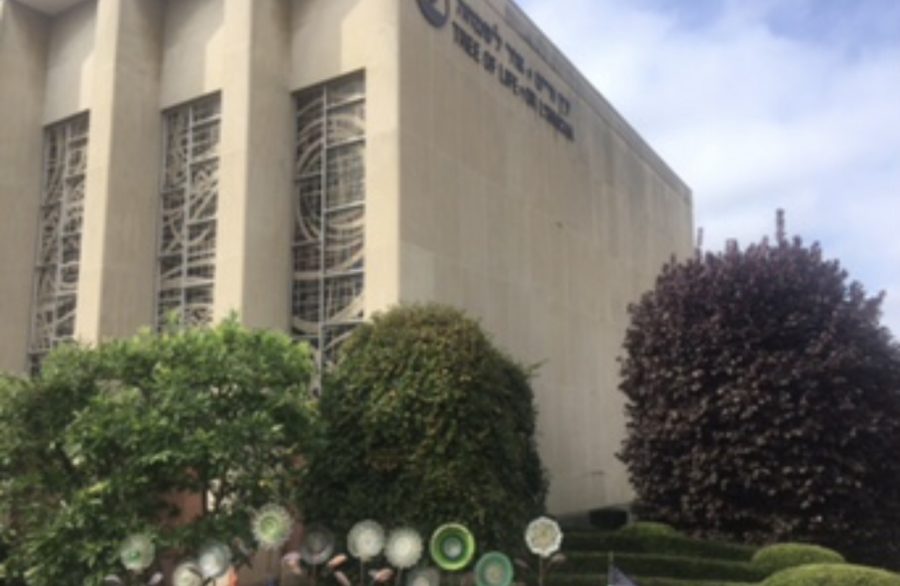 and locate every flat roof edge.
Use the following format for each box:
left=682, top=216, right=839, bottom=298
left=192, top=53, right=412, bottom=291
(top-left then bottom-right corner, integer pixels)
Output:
left=500, top=0, right=692, bottom=202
